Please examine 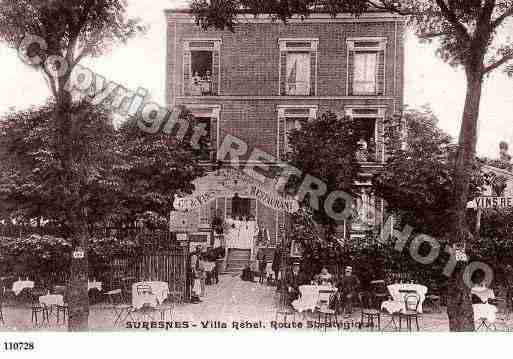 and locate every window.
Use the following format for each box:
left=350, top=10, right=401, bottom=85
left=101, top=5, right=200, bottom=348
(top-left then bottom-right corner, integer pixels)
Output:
left=347, top=37, right=386, bottom=96
left=279, top=38, right=318, bottom=96
left=345, top=106, right=386, bottom=163
left=354, top=53, right=377, bottom=95
left=232, top=194, right=251, bottom=219
left=184, top=105, right=220, bottom=162
left=285, top=53, right=311, bottom=95
left=183, top=39, right=221, bottom=96
left=190, top=51, right=213, bottom=96
left=196, top=117, right=212, bottom=161
left=277, top=105, right=317, bottom=158
left=284, top=117, right=304, bottom=153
